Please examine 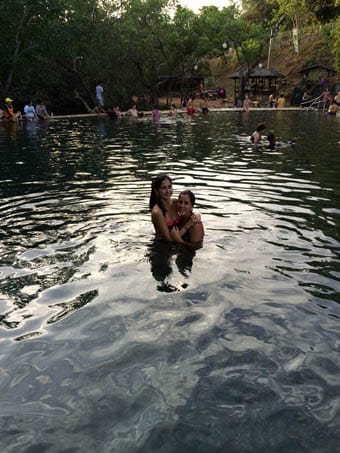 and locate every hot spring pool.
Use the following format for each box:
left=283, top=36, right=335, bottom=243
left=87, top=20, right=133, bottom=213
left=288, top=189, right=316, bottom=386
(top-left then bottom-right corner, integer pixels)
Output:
left=0, top=111, right=339, bottom=451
